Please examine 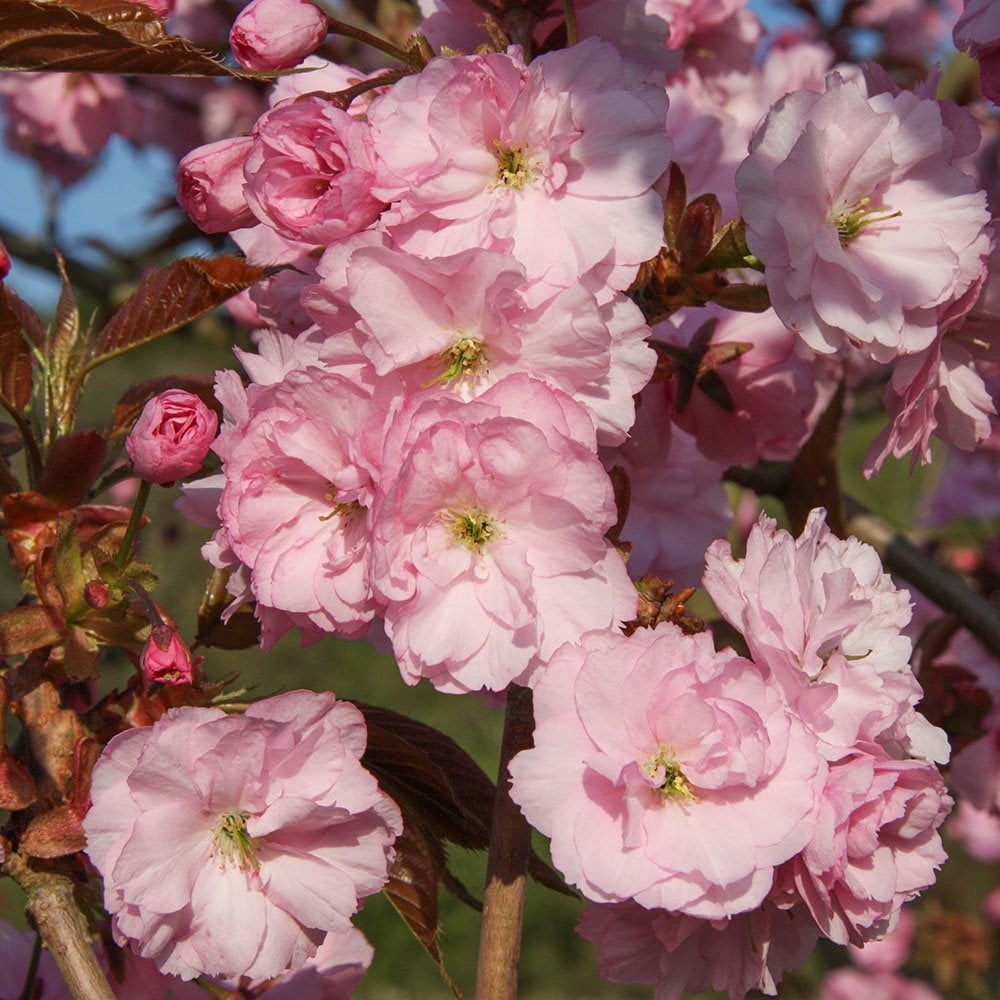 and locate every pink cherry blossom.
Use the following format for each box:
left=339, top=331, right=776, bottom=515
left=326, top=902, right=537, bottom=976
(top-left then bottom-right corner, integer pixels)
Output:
left=848, top=907, right=917, bottom=973
left=243, top=96, right=385, bottom=245
left=0, top=72, right=136, bottom=182
left=703, top=509, right=949, bottom=764
left=370, top=375, right=636, bottom=693
left=577, top=899, right=818, bottom=1000
left=820, top=967, right=944, bottom=1000
left=140, top=627, right=195, bottom=686
left=954, top=0, right=1000, bottom=103
left=736, top=72, right=992, bottom=364
left=601, top=388, right=732, bottom=585
left=126, top=389, right=218, bottom=485
left=509, top=625, right=826, bottom=918
left=946, top=800, right=1000, bottom=863
left=229, top=0, right=328, bottom=71
left=787, top=744, right=951, bottom=946
left=82, top=691, right=402, bottom=981
left=341, top=244, right=654, bottom=444
left=368, top=38, right=671, bottom=301
left=214, top=363, right=393, bottom=642
left=653, top=304, right=828, bottom=465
